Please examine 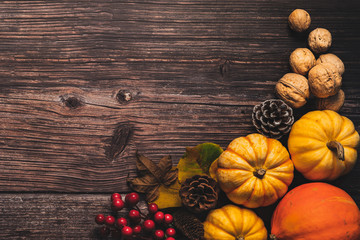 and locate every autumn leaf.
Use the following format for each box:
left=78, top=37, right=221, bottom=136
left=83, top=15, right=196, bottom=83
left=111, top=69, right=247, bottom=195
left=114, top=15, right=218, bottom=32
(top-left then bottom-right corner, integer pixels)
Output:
left=128, top=144, right=222, bottom=209
left=127, top=153, right=178, bottom=203
left=153, top=178, right=182, bottom=209
left=177, top=143, right=223, bottom=183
